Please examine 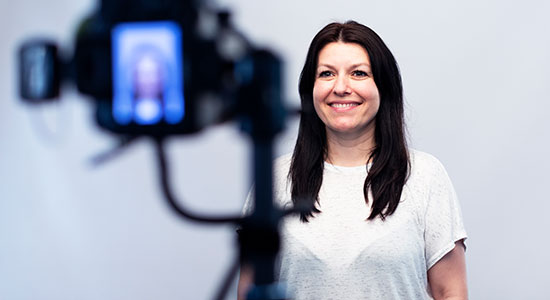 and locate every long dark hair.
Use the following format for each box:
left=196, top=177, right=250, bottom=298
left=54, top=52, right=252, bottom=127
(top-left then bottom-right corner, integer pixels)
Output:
left=289, top=21, right=410, bottom=221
